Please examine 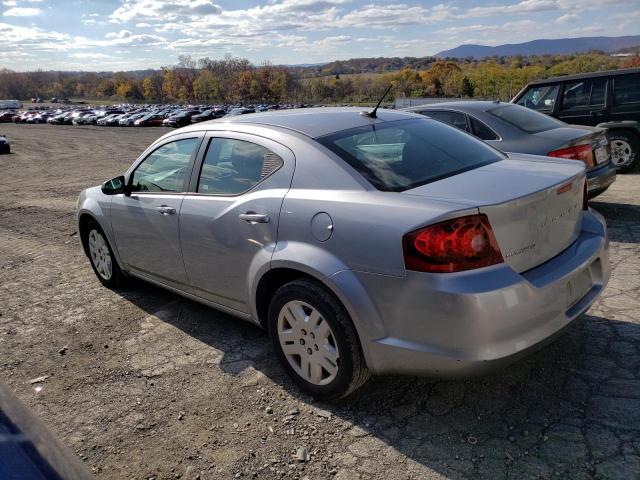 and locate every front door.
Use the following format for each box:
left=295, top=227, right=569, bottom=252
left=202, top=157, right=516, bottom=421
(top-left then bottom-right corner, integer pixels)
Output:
left=111, top=135, right=201, bottom=290
left=179, top=133, right=295, bottom=313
